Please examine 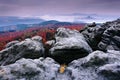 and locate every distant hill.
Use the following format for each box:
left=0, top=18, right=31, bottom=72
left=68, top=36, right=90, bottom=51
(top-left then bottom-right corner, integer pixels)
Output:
left=53, top=22, right=72, bottom=27
left=40, top=20, right=59, bottom=25
left=39, top=20, right=72, bottom=27
left=30, top=20, right=73, bottom=28
left=0, top=16, right=44, bottom=27
left=0, top=20, right=84, bottom=32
